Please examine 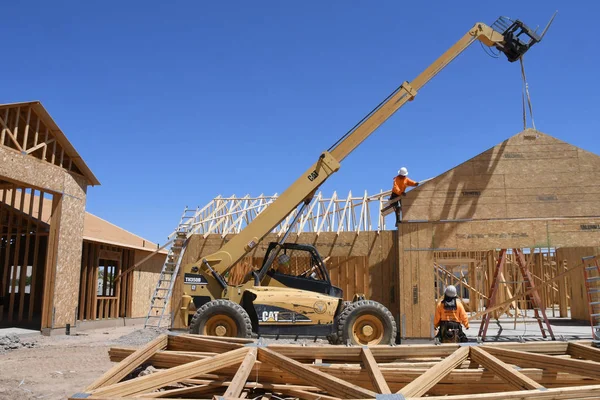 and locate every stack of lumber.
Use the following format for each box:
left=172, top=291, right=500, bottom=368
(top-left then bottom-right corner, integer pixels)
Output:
left=72, top=334, right=600, bottom=399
